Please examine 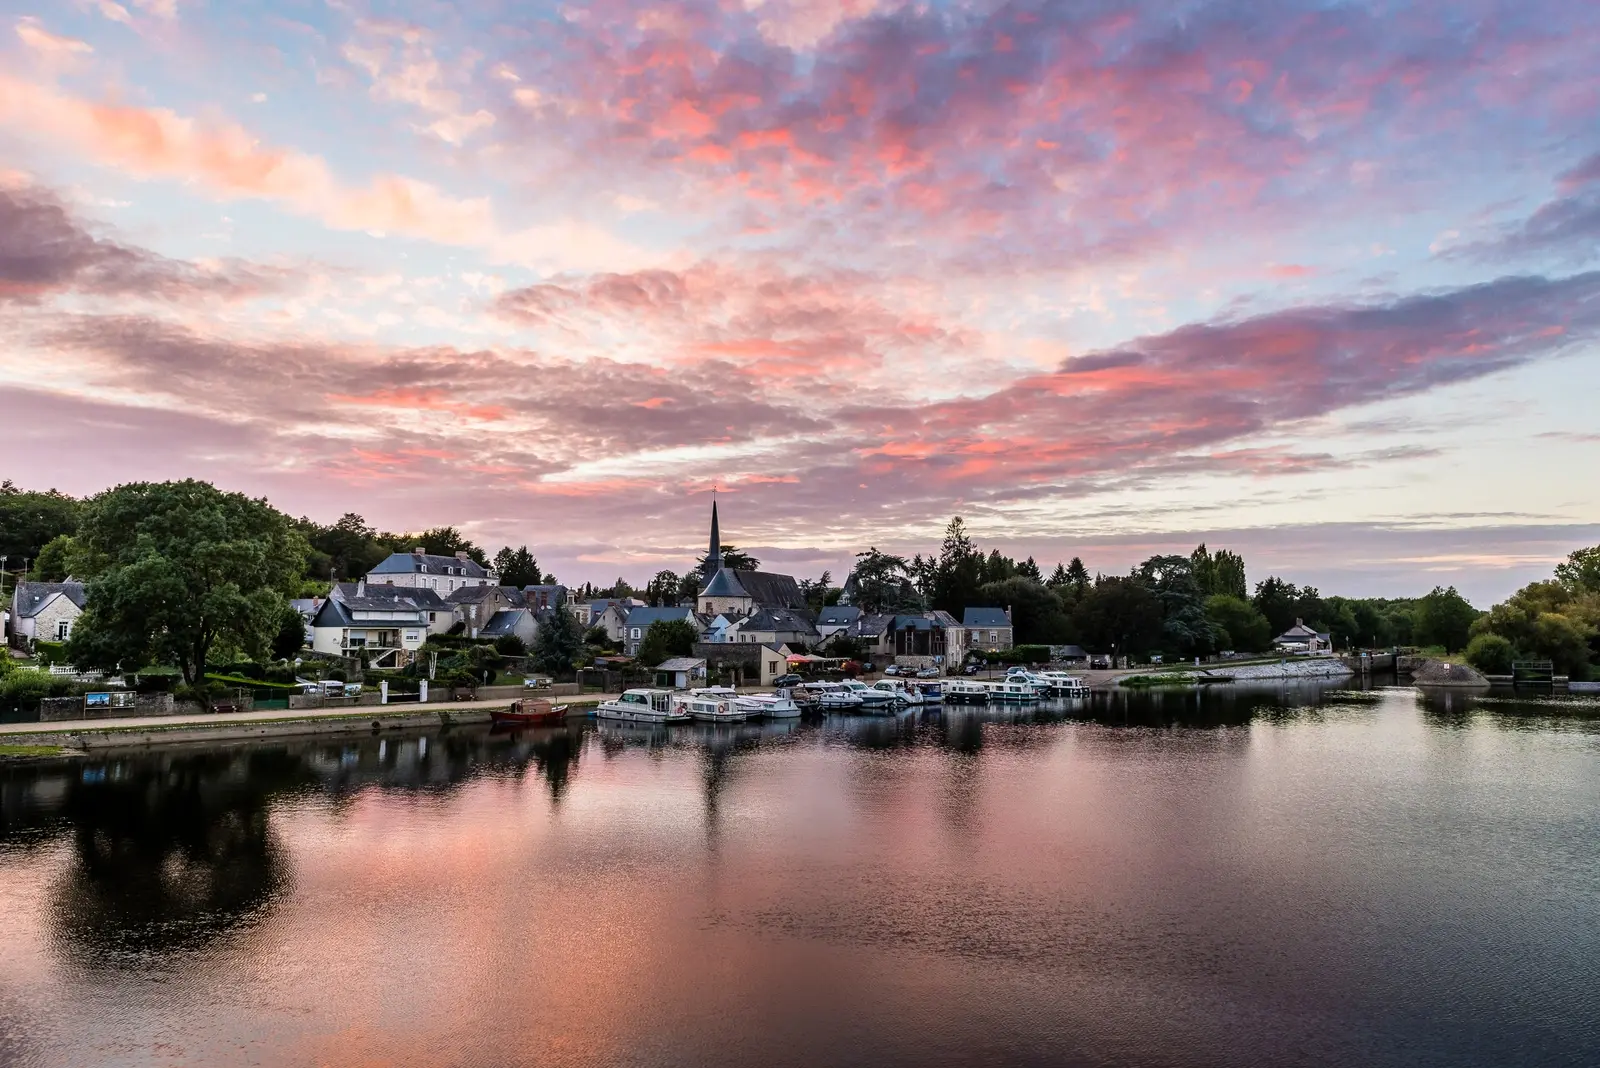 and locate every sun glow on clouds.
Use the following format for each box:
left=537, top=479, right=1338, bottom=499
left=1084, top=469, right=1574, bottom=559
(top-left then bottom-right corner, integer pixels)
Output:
left=0, top=1, right=1598, bottom=594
